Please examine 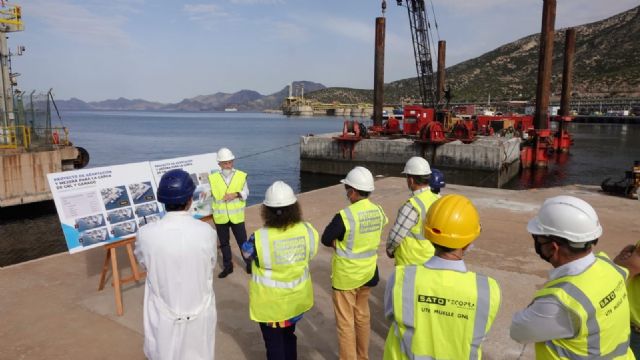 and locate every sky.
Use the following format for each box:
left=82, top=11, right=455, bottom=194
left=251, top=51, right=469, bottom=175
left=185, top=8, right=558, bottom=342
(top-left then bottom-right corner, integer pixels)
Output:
left=9, top=0, right=639, bottom=103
